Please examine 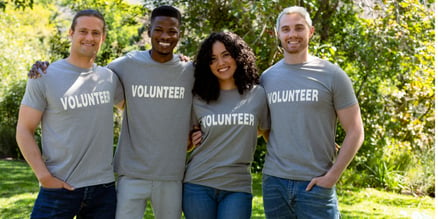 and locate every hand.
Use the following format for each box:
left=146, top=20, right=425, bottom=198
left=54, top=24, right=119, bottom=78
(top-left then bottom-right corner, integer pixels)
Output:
left=178, top=54, right=190, bottom=62
left=187, top=127, right=202, bottom=151
left=39, top=174, right=74, bottom=191
left=28, top=61, right=50, bottom=79
left=305, top=174, right=337, bottom=191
